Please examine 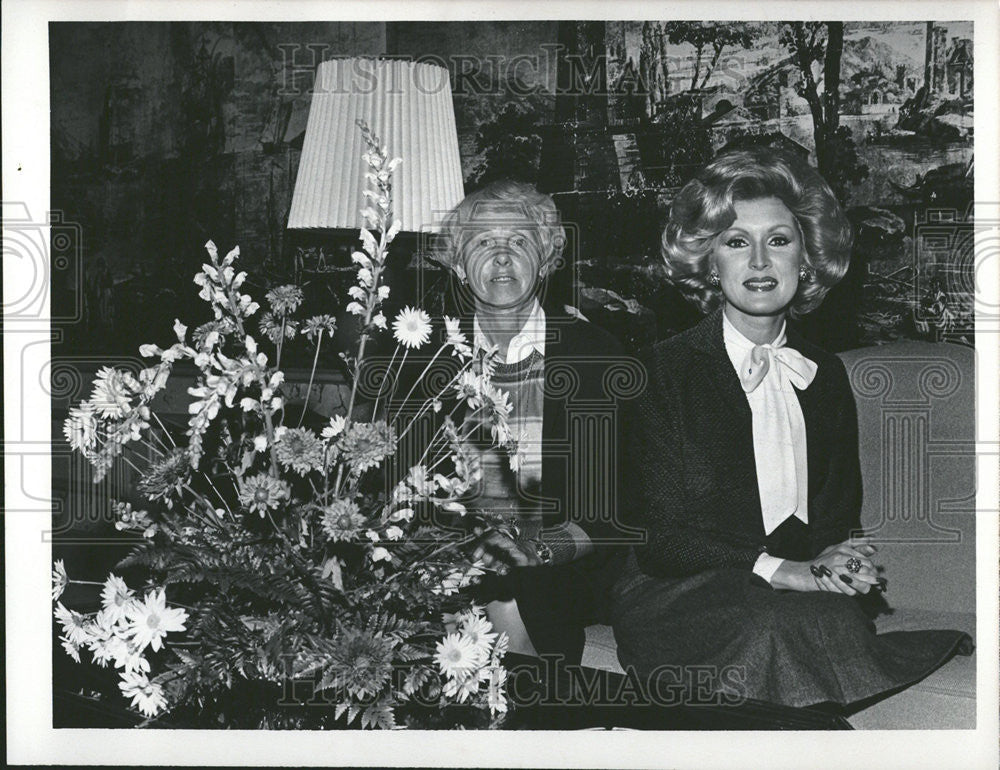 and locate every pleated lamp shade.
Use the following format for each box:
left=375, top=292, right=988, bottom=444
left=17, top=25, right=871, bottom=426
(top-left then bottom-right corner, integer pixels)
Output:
left=288, top=58, right=464, bottom=233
